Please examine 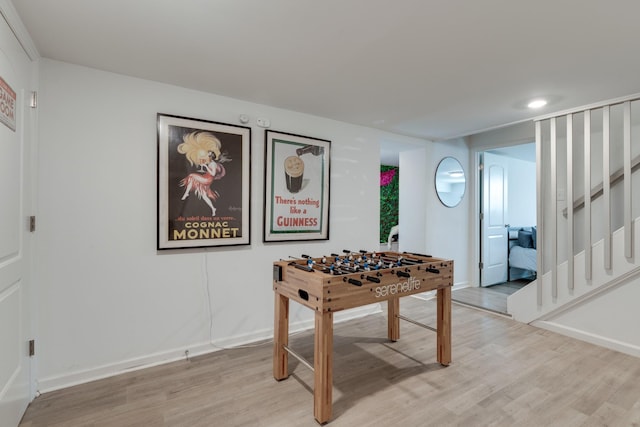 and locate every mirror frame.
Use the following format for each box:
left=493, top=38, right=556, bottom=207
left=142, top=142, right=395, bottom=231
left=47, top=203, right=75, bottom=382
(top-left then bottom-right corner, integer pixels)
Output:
left=435, top=156, right=466, bottom=208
